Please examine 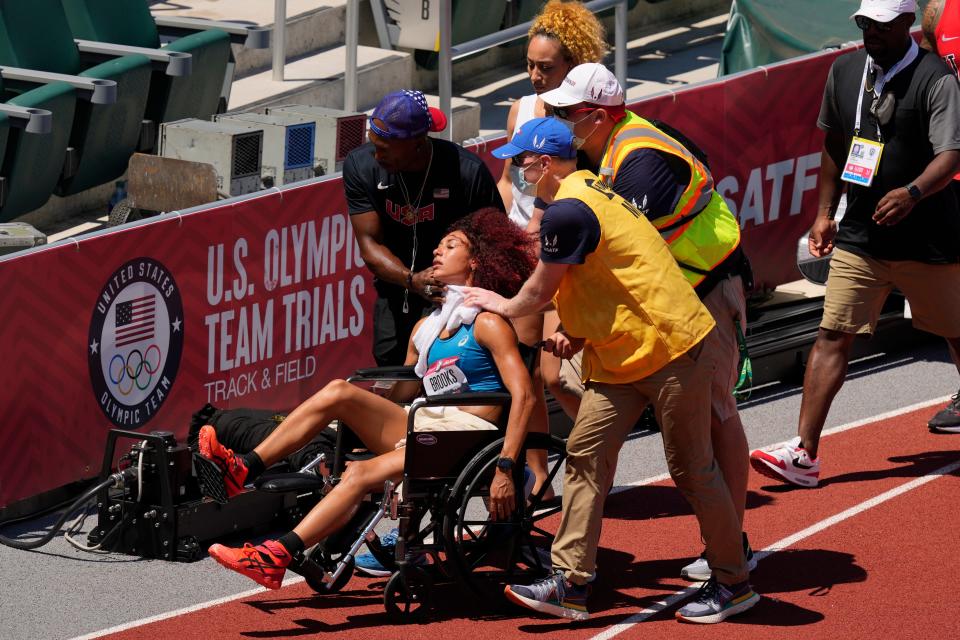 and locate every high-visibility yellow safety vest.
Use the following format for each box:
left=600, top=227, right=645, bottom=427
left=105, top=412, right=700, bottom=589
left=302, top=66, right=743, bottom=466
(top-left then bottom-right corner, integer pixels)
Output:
left=552, top=170, right=716, bottom=384
left=600, top=111, right=740, bottom=290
